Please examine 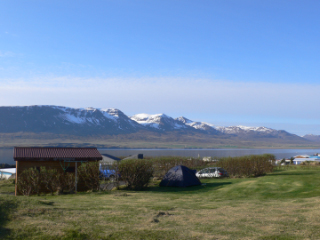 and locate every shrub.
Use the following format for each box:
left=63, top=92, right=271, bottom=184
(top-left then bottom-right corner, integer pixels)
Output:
left=17, top=167, right=77, bottom=195
left=40, top=167, right=61, bottom=195
left=118, top=159, right=154, bottom=190
left=78, top=161, right=100, bottom=191
left=61, top=172, right=75, bottom=193
left=16, top=167, right=41, bottom=196
left=216, top=154, right=274, bottom=178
